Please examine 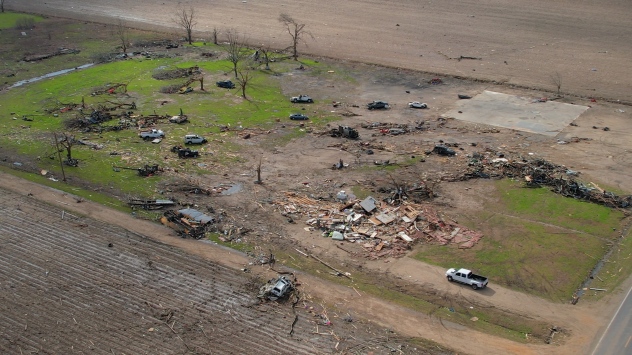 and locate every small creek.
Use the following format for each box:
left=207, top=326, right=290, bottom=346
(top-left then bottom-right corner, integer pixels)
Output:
left=10, top=63, right=94, bottom=88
